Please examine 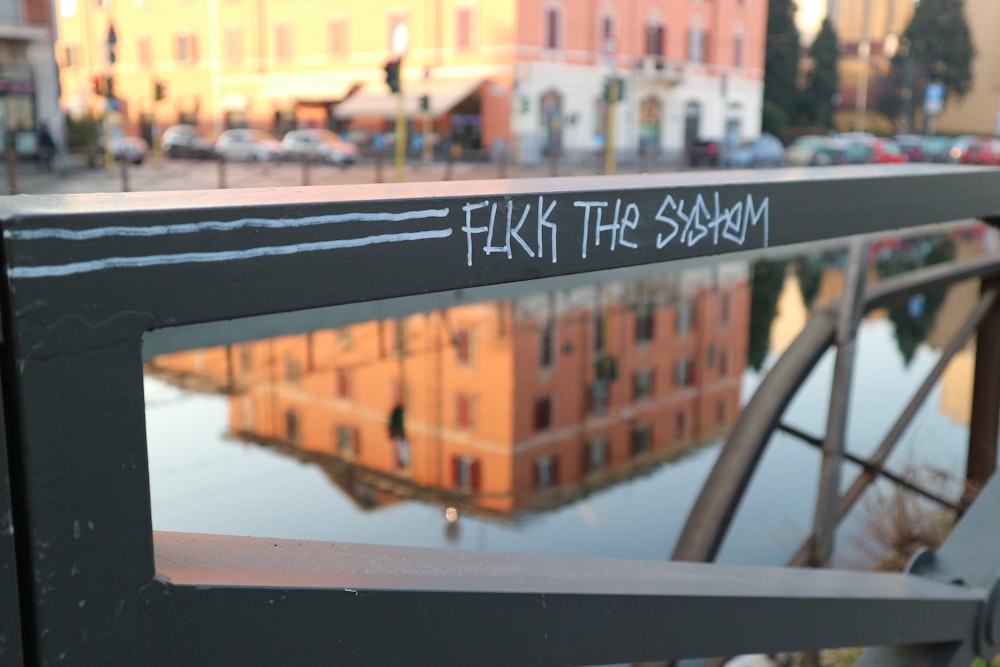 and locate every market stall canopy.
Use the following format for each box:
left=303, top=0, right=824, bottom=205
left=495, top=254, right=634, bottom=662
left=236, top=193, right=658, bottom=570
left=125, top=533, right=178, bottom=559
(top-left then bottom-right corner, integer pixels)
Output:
left=334, top=79, right=483, bottom=119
